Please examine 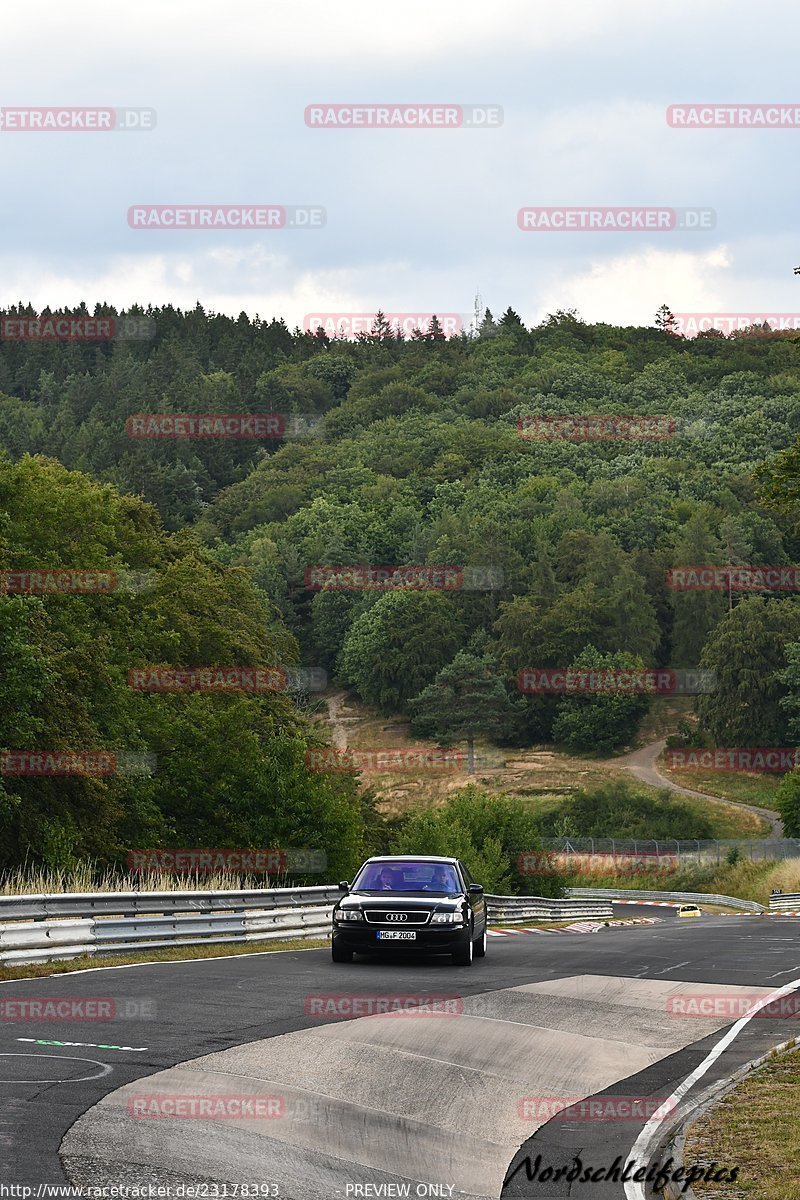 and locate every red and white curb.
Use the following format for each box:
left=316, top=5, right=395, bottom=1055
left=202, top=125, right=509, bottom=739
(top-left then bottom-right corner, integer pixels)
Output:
left=487, top=927, right=578, bottom=937
left=487, top=918, right=661, bottom=937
